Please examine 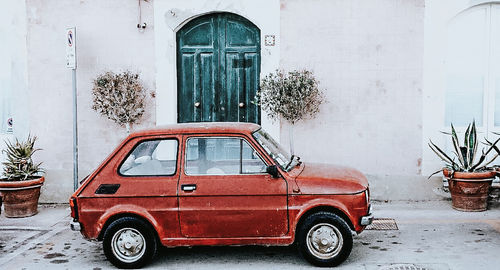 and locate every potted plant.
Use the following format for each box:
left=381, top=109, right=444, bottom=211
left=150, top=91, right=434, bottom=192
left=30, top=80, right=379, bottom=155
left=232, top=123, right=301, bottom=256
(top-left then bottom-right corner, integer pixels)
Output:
left=91, top=71, right=148, bottom=133
left=255, top=69, right=325, bottom=154
left=429, top=122, right=499, bottom=211
left=0, top=135, right=44, bottom=217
